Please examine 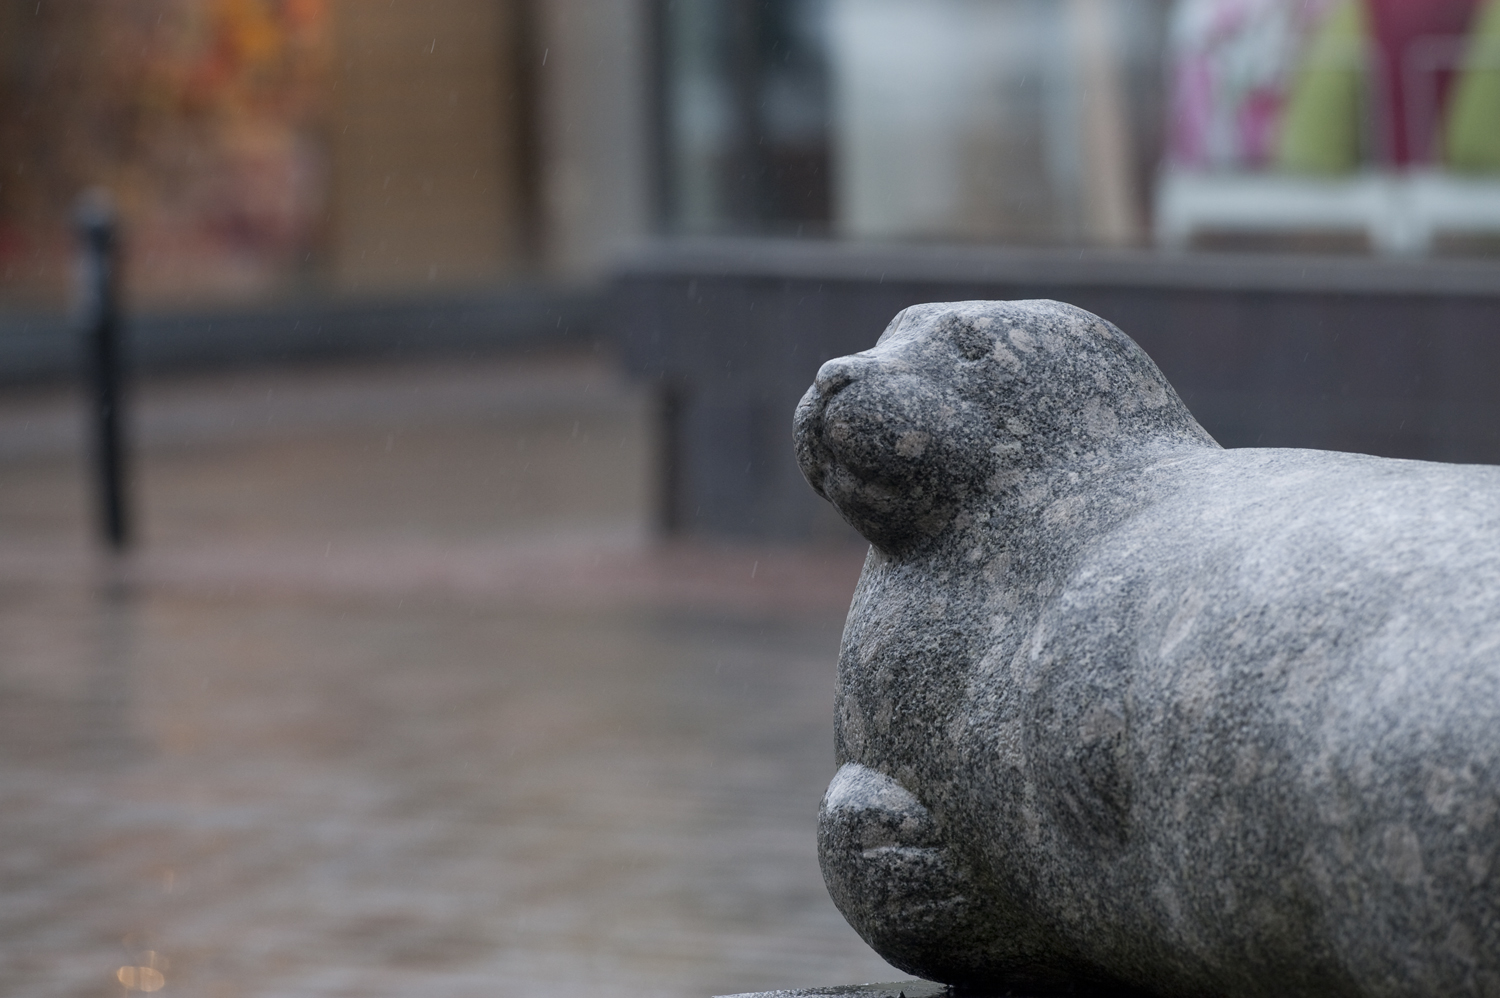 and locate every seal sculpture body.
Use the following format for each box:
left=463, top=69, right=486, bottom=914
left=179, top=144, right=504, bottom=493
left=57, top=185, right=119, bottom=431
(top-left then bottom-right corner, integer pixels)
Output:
left=793, top=299, right=1500, bottom=998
